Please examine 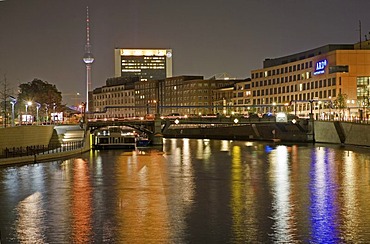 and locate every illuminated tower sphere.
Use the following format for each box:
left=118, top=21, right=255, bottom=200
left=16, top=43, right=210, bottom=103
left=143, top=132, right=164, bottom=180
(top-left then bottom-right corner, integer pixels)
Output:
left=83, top=6, right=94, bottom=112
